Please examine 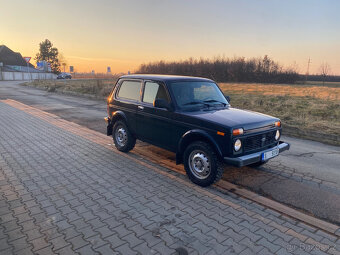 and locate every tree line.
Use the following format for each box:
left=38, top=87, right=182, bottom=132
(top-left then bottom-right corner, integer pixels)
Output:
left=306, top=74, right=340, bottom=82
left=136, top=55, right=300, bottom=83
